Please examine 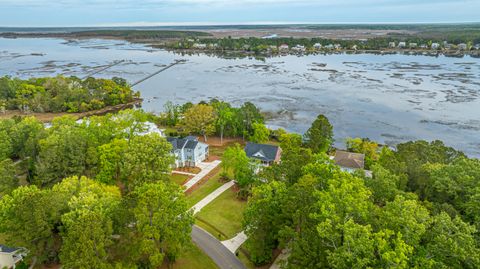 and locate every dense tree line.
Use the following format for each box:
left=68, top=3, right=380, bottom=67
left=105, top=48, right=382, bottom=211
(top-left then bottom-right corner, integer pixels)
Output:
left=0, top=110, right=195, bottom=267
left=0, top=76, right=138, bottom=113
left=242, top=115, right=480, bottom=268
left=159, top=99, right=265, bottom=143
left=166, top=35, right=480, bottom=54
